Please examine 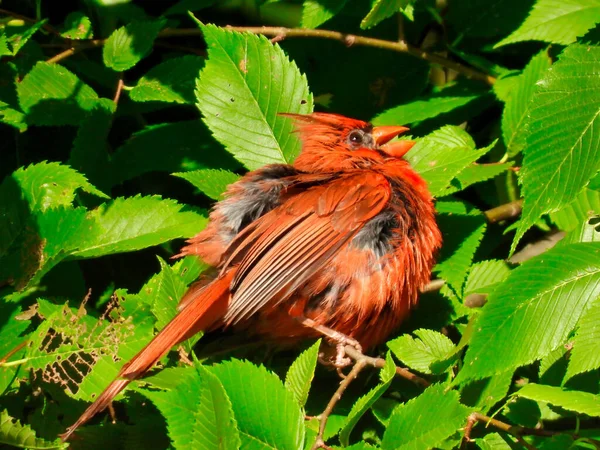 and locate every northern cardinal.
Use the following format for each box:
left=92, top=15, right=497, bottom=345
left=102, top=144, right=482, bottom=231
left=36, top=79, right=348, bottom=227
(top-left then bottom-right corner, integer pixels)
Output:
left=62, top=113, right=441, bottom=440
